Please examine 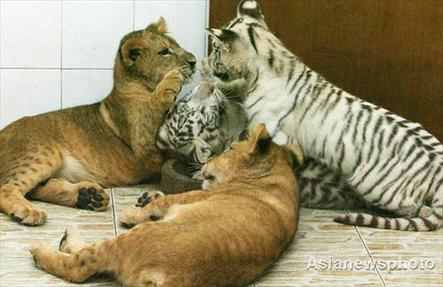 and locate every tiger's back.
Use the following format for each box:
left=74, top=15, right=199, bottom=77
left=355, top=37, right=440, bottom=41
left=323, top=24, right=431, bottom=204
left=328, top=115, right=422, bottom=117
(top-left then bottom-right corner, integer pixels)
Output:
left=206, top=0, right=443, bottom=231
